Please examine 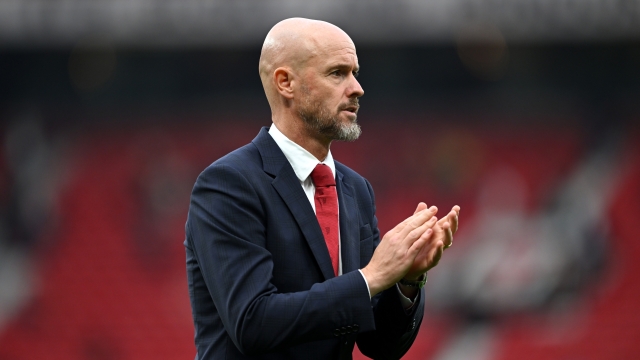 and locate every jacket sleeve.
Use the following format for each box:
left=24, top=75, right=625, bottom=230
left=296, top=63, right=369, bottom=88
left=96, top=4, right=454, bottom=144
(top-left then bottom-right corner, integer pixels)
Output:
left=355, top=179, right=426, bottom=360
left=186, top=163, right=376, bottom=356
